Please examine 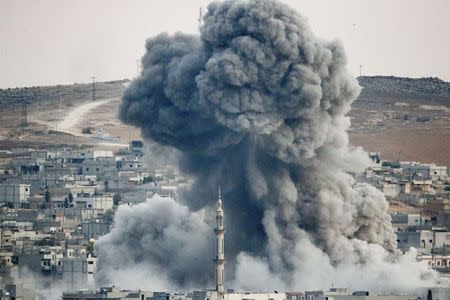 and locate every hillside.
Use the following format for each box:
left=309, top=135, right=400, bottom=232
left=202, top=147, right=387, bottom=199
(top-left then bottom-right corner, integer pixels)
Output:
left=0, top=76, right=448, bottom=165
left=349, top=76, right=450, bottom=166
left=0, top=80, right=129, bottom=106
